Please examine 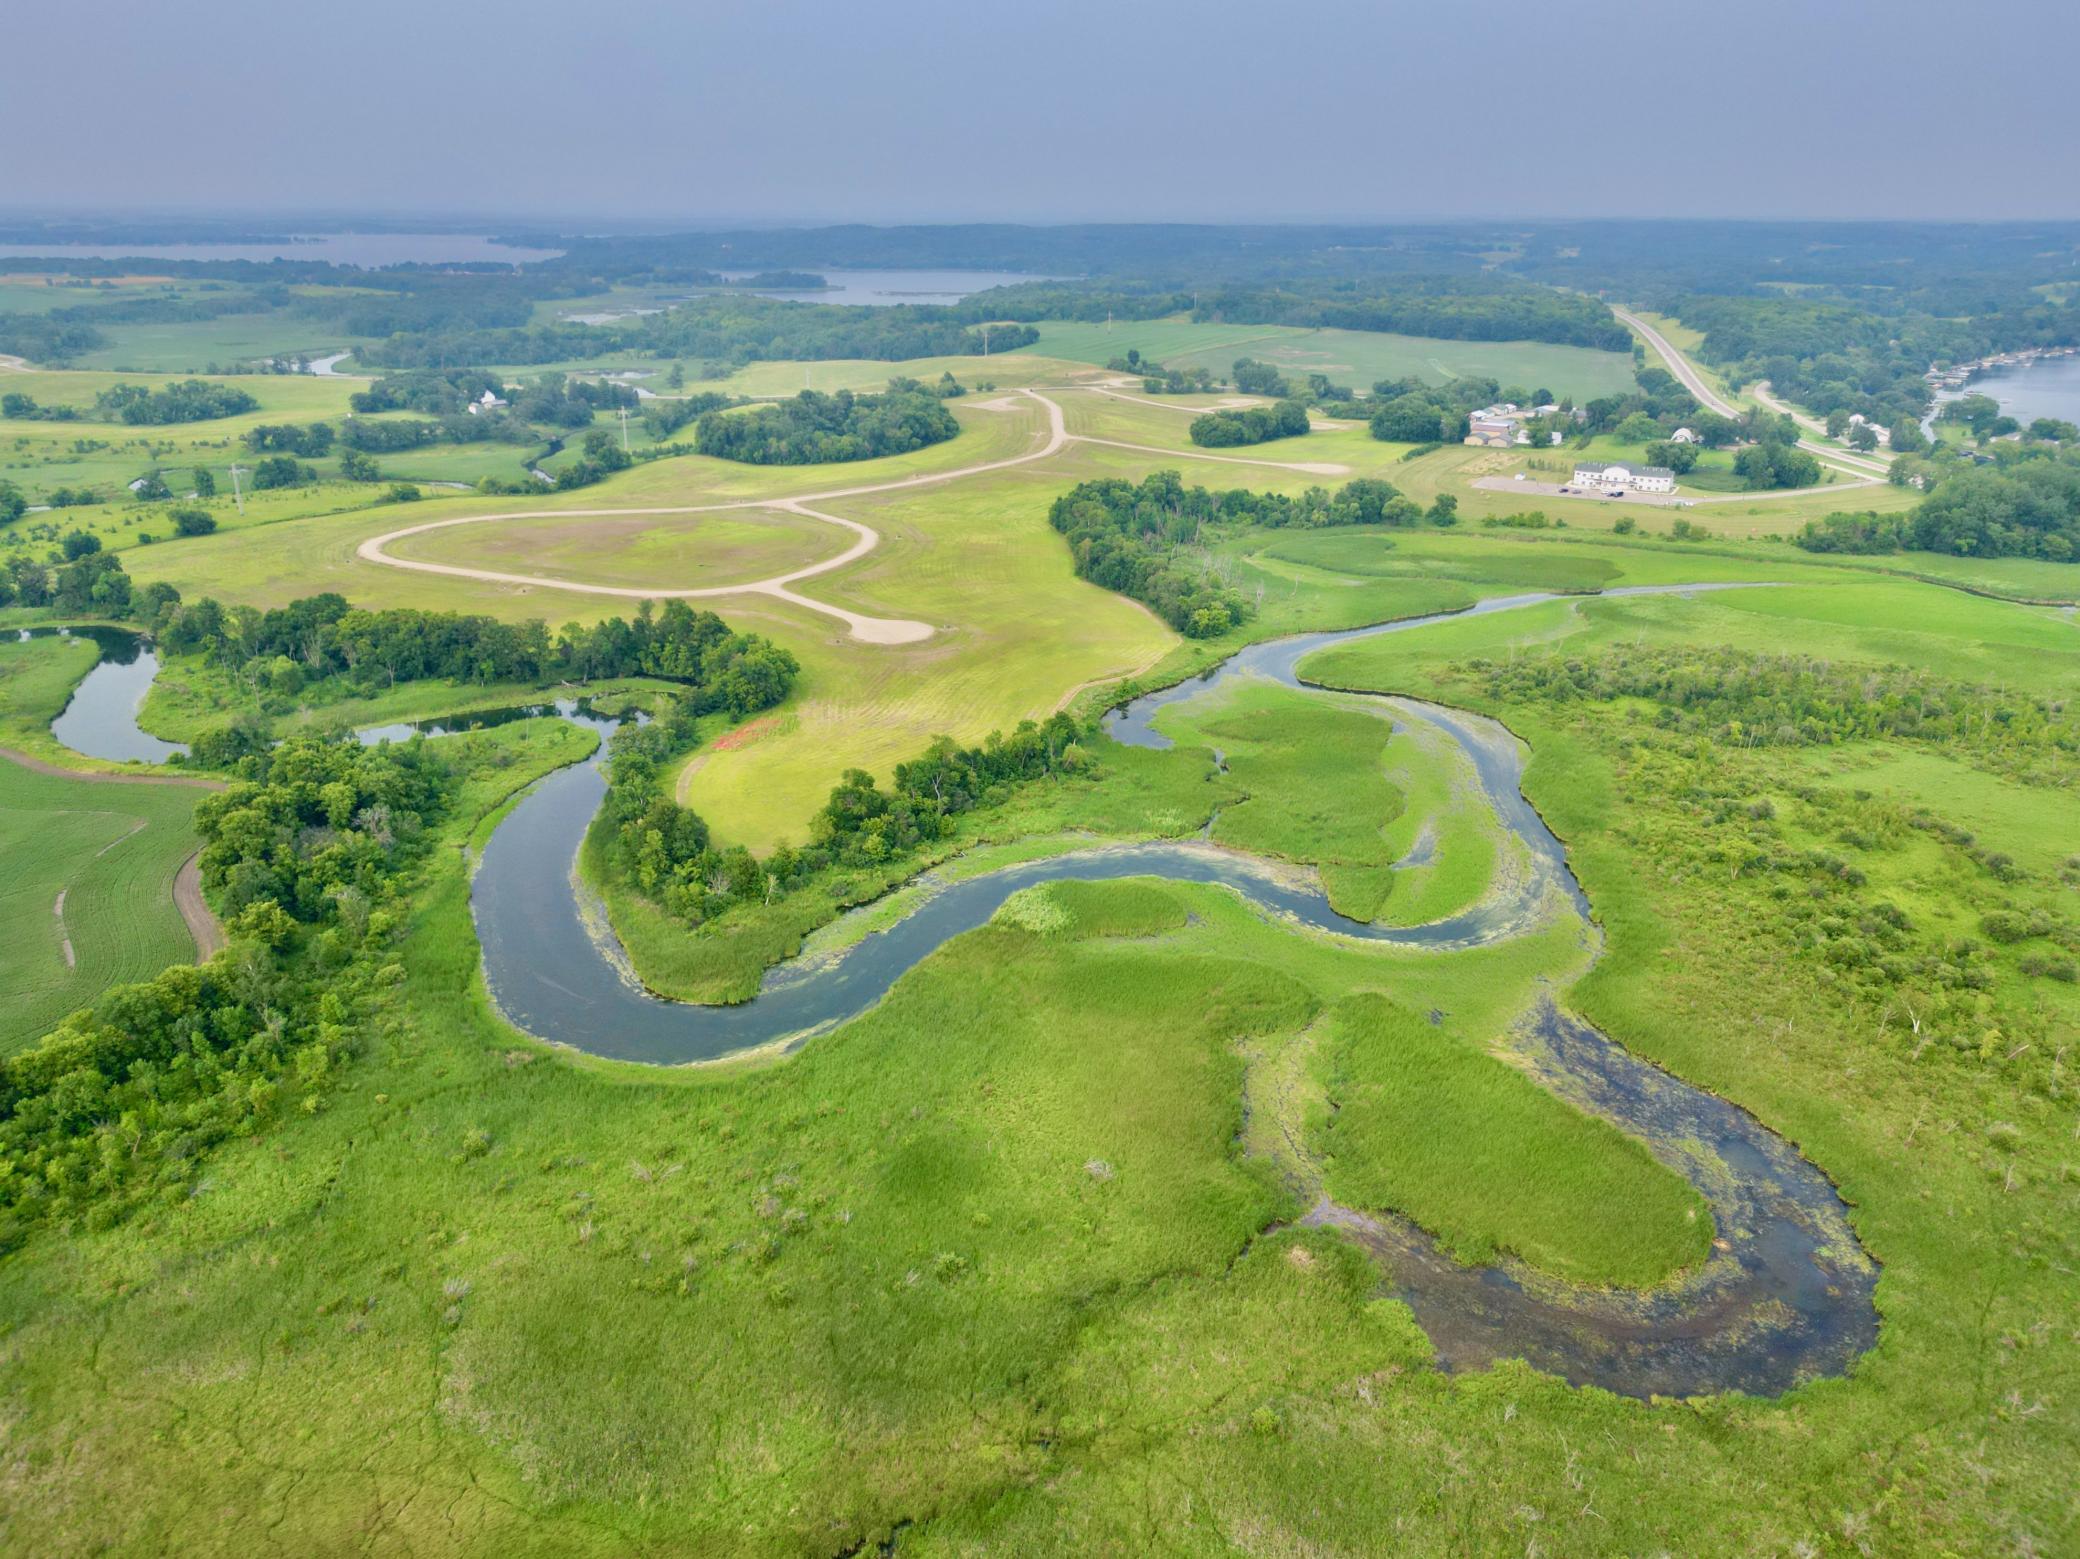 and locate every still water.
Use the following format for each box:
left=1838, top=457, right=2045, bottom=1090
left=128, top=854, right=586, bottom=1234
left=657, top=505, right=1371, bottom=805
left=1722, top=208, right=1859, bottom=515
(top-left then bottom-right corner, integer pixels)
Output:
left=31, top=627, right=187, bottom=763
left=0, top=233, right=564, bottom=267
left=1932, top=352, right=2080, bottom=429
